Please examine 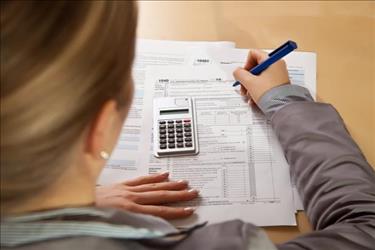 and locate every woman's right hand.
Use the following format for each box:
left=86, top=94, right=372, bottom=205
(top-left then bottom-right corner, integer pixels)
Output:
left=233, top=49, right=290, bottom=104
